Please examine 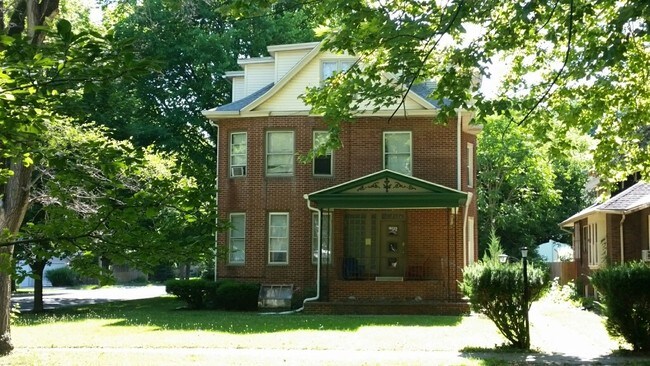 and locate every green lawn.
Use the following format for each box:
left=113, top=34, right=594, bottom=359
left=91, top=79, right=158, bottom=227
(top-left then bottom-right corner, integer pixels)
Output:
left=4, top=296, right=505, bottom=365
